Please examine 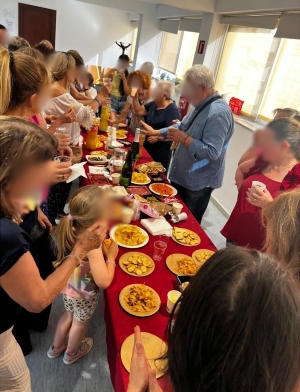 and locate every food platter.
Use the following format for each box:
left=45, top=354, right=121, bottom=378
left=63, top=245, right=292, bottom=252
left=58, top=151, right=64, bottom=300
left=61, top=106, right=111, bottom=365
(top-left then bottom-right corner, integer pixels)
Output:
left=121, top=332, right=167, bottom=378
left=109, top=224, right=149, bottom=248
left=149, top=183, right=177, bottom=197
left=172, top=227, right=201, bottom=247
left=131, top=172, right=151, bottom=186
left=119, top=252, right=155, bottom=277
left=166, top=254, right=198, bottom=276
left=192, top=249, right=215, bottom=265
left=119, top=284, right=161, bottom=317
